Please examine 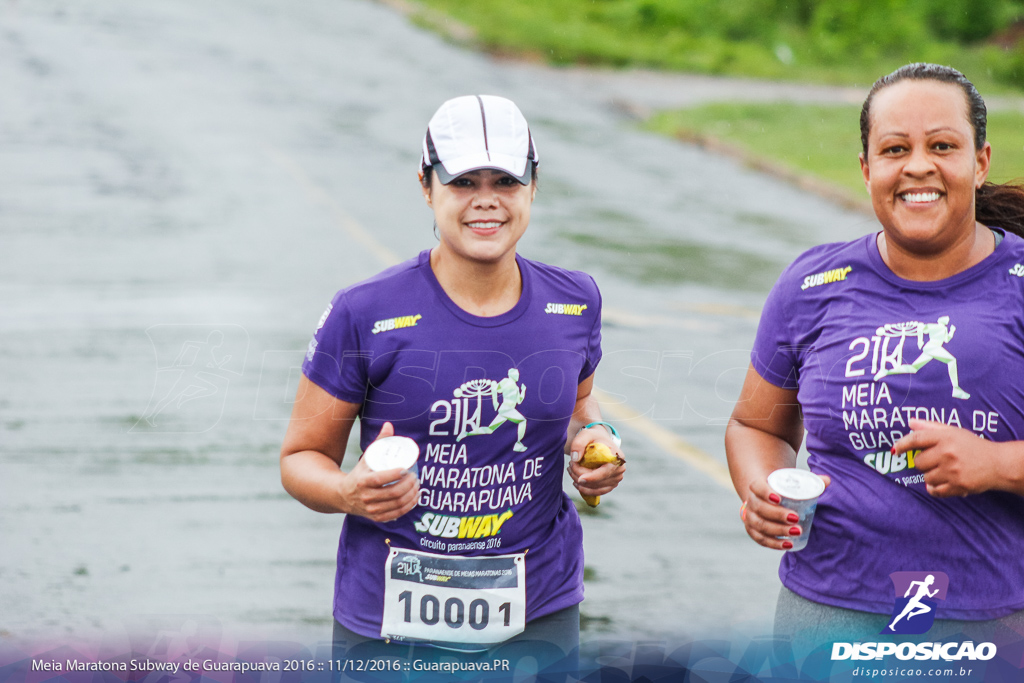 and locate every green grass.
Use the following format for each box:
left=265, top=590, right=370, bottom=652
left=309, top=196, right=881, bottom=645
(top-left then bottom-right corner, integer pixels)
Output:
left=647, top=103, right=866, bottom=194
left=645, top=103, right=1024, bottom=196
left=411, top=0, right=1024, bottom=93
left=988, top=110, right=1024, bottom=183
left=407, top=0, right=1024, bottom=200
